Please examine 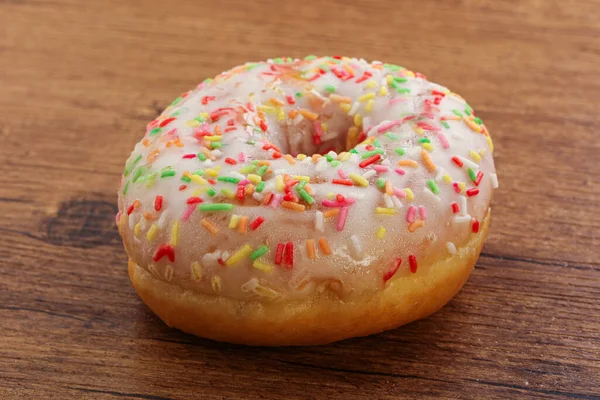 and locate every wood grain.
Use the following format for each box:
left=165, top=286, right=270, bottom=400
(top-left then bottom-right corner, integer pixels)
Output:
left=1, top=0, right=599, bottom=398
